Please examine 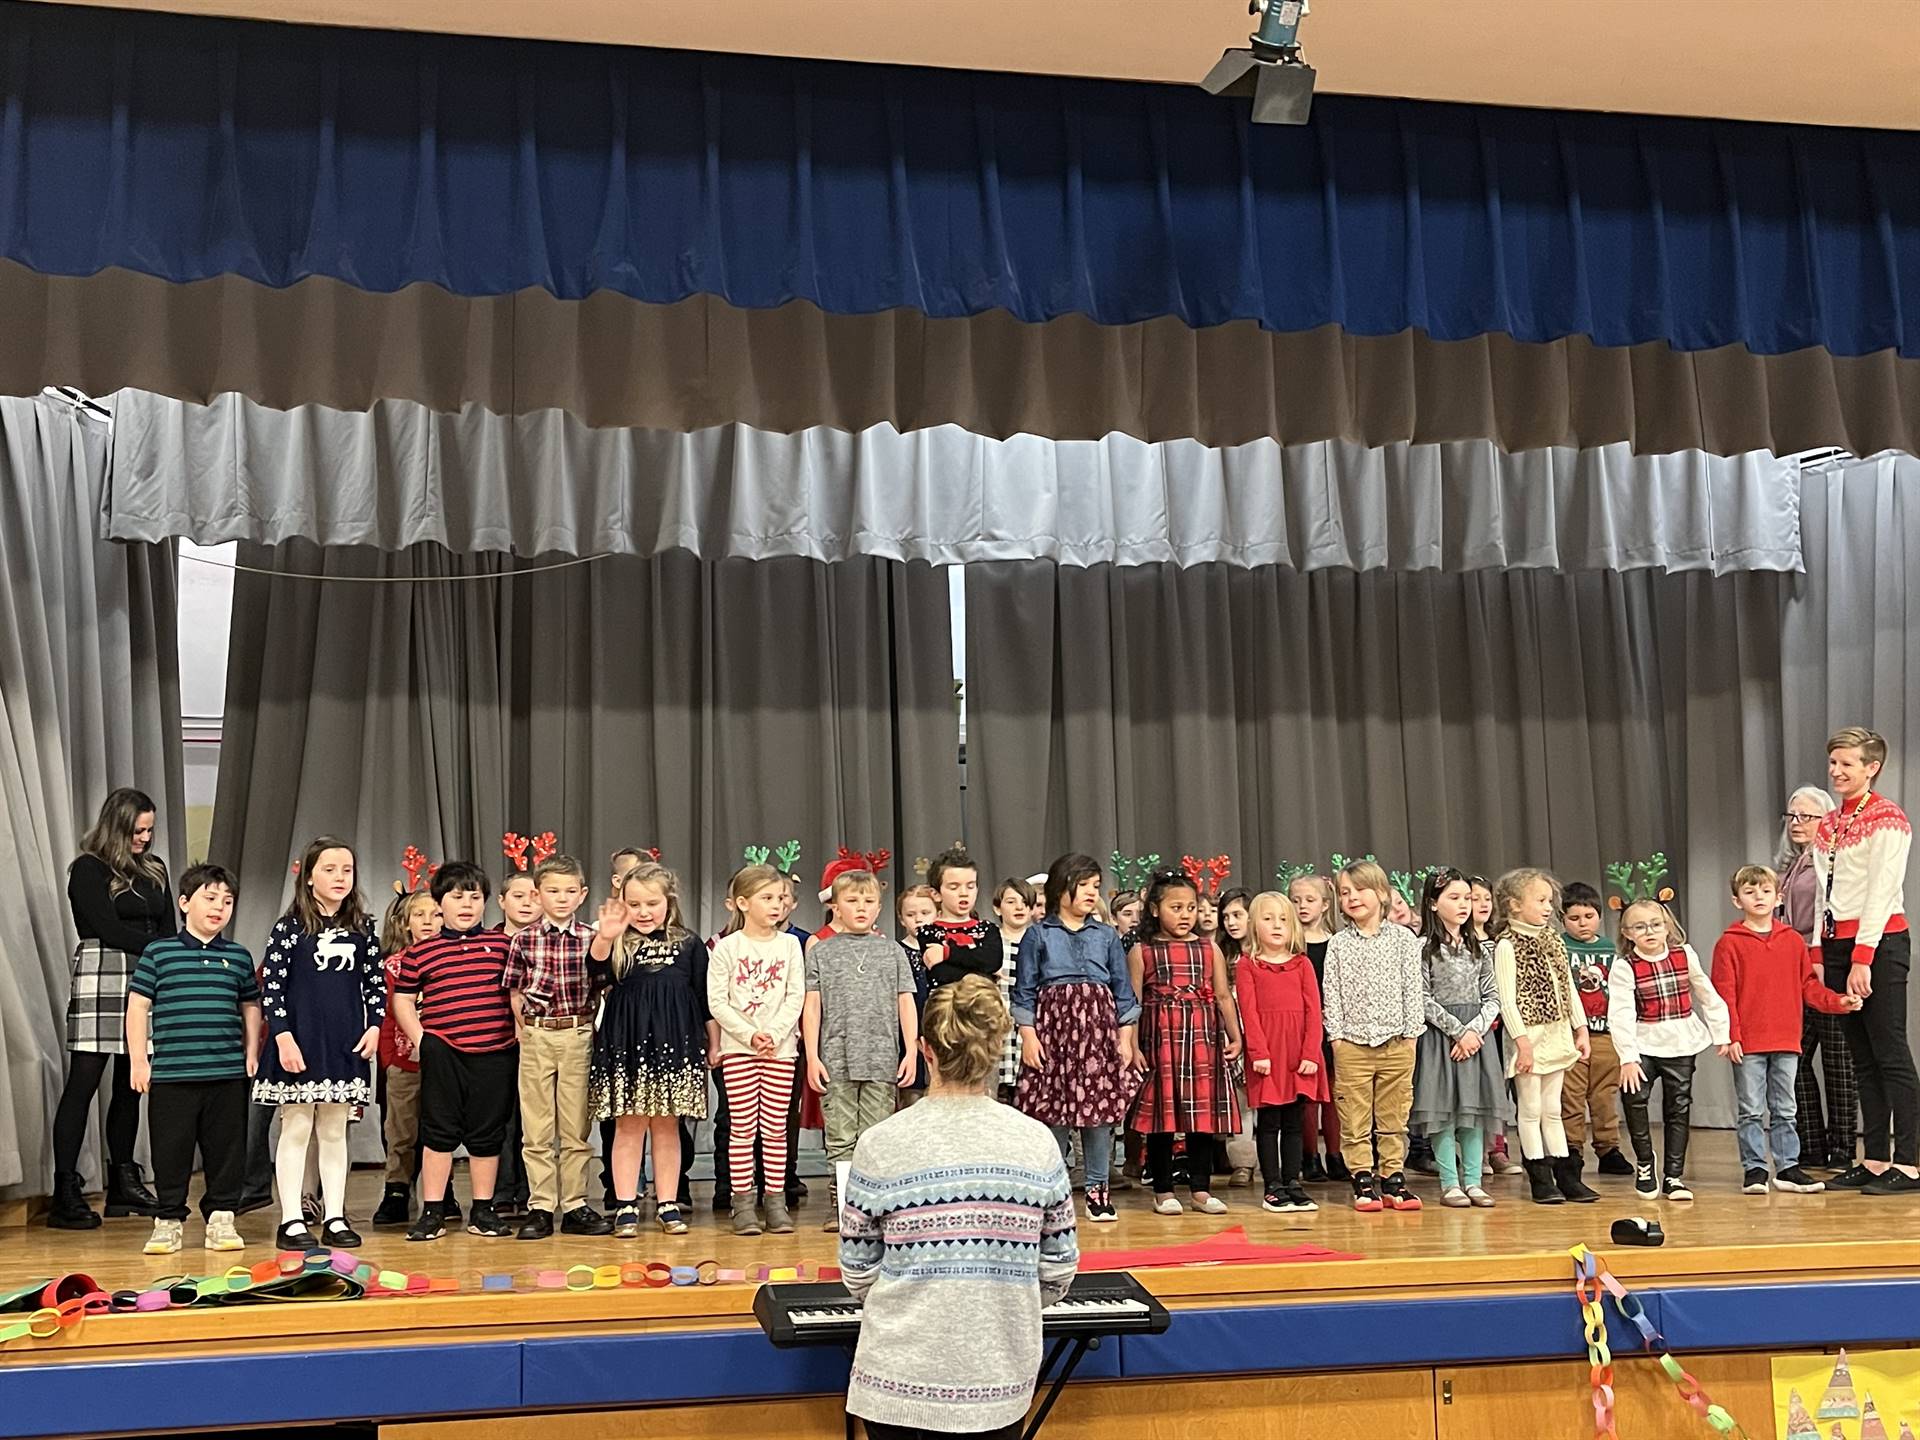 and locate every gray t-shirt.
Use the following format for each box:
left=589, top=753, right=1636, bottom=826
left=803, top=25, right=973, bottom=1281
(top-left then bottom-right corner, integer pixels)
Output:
left=806, top=931, right=916, bottom=1083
